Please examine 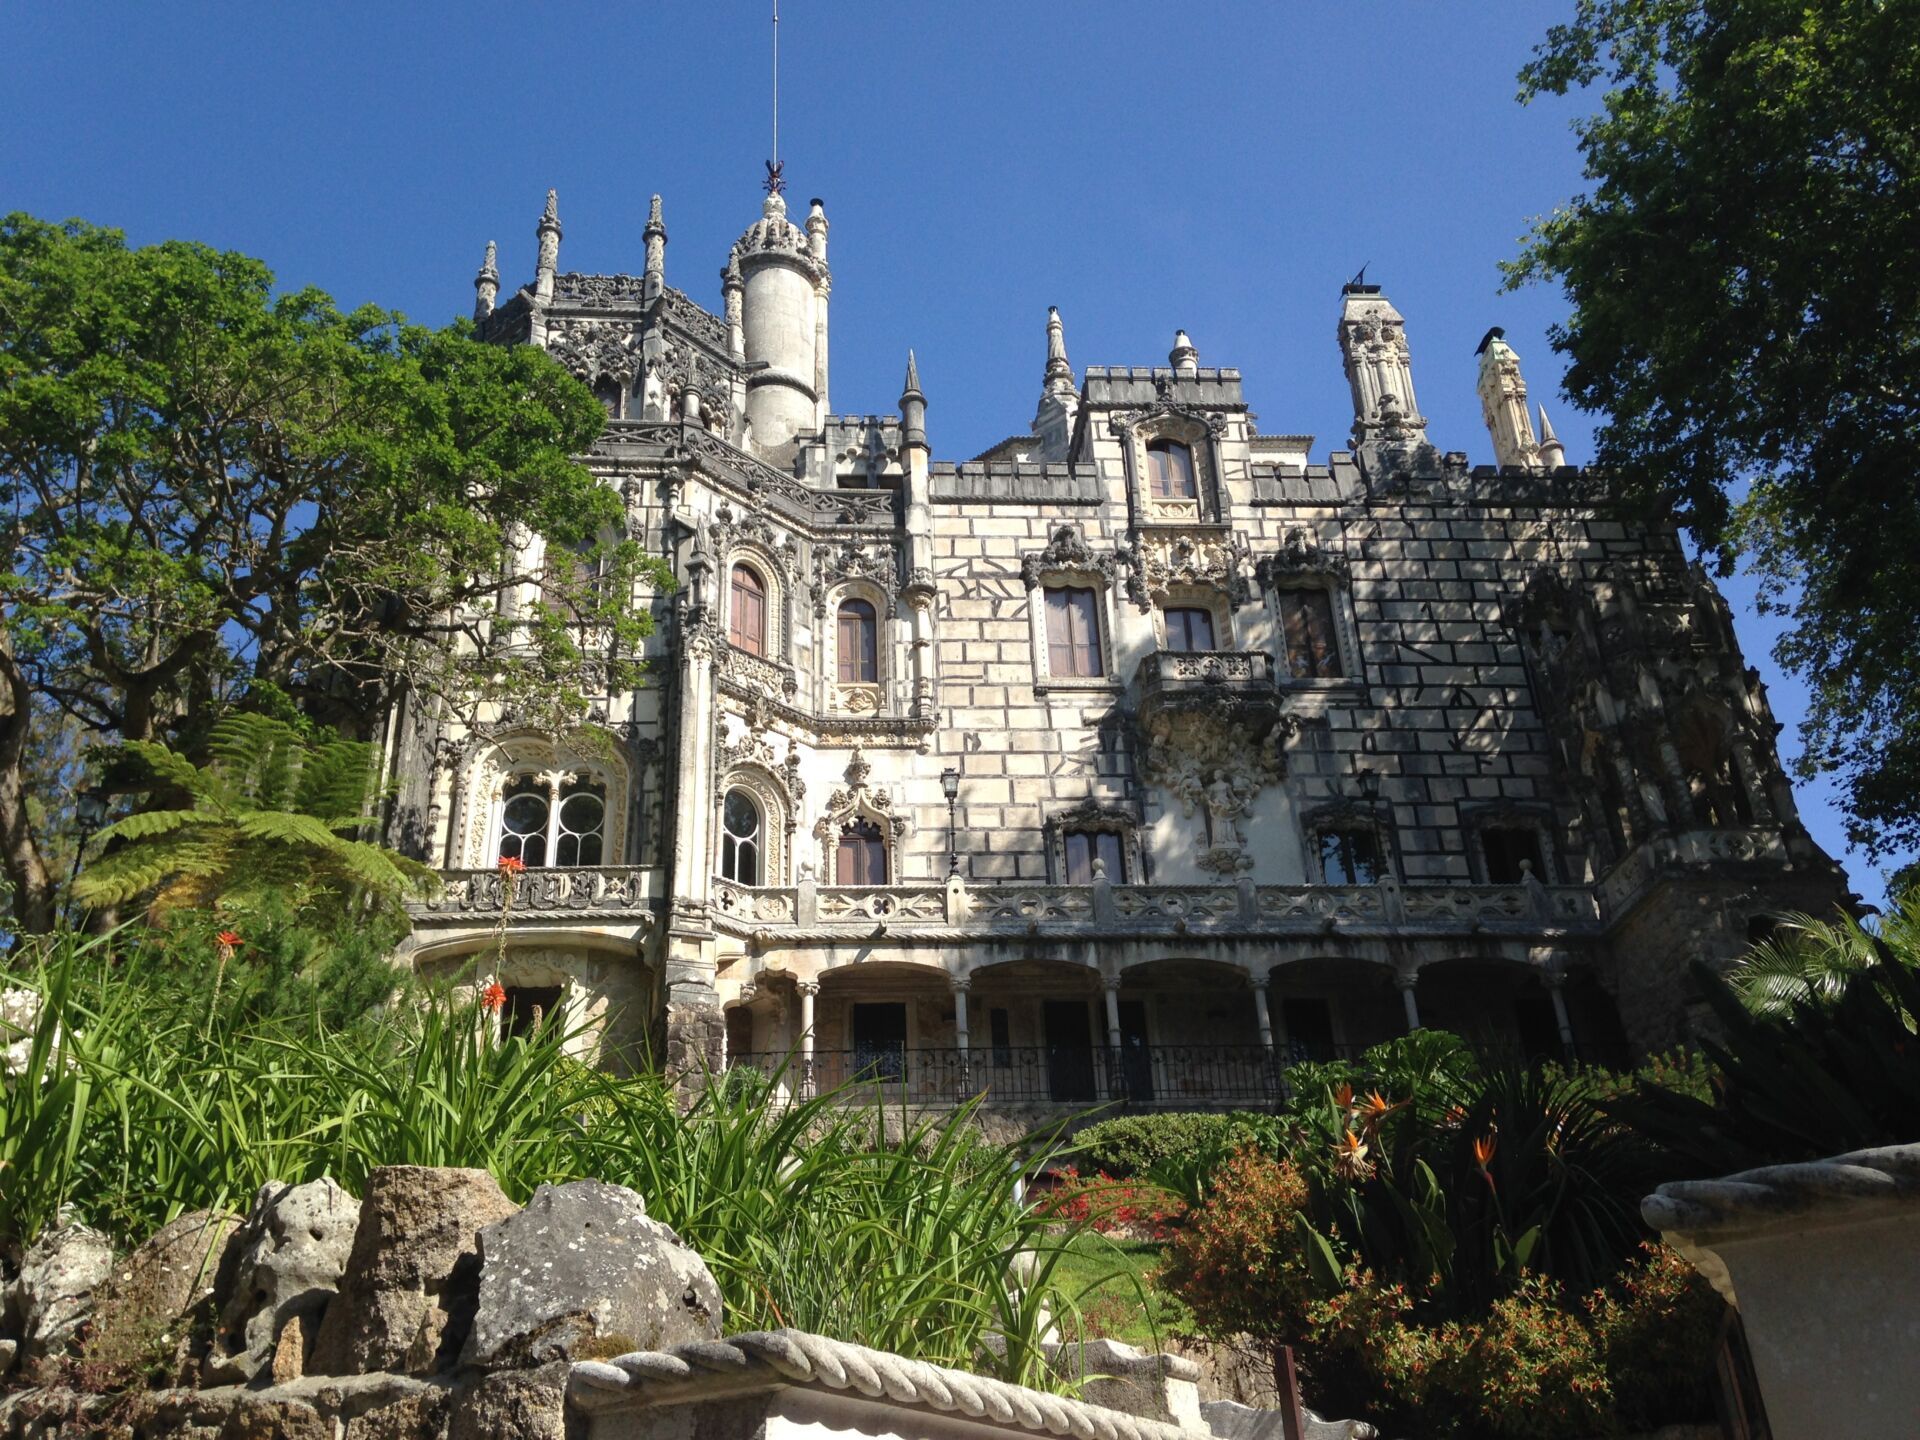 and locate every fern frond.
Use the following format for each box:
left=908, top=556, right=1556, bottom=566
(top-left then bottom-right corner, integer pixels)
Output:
left=295, top=740, right=381, bottom=822
left=91, top=809, right=207, bottom=843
